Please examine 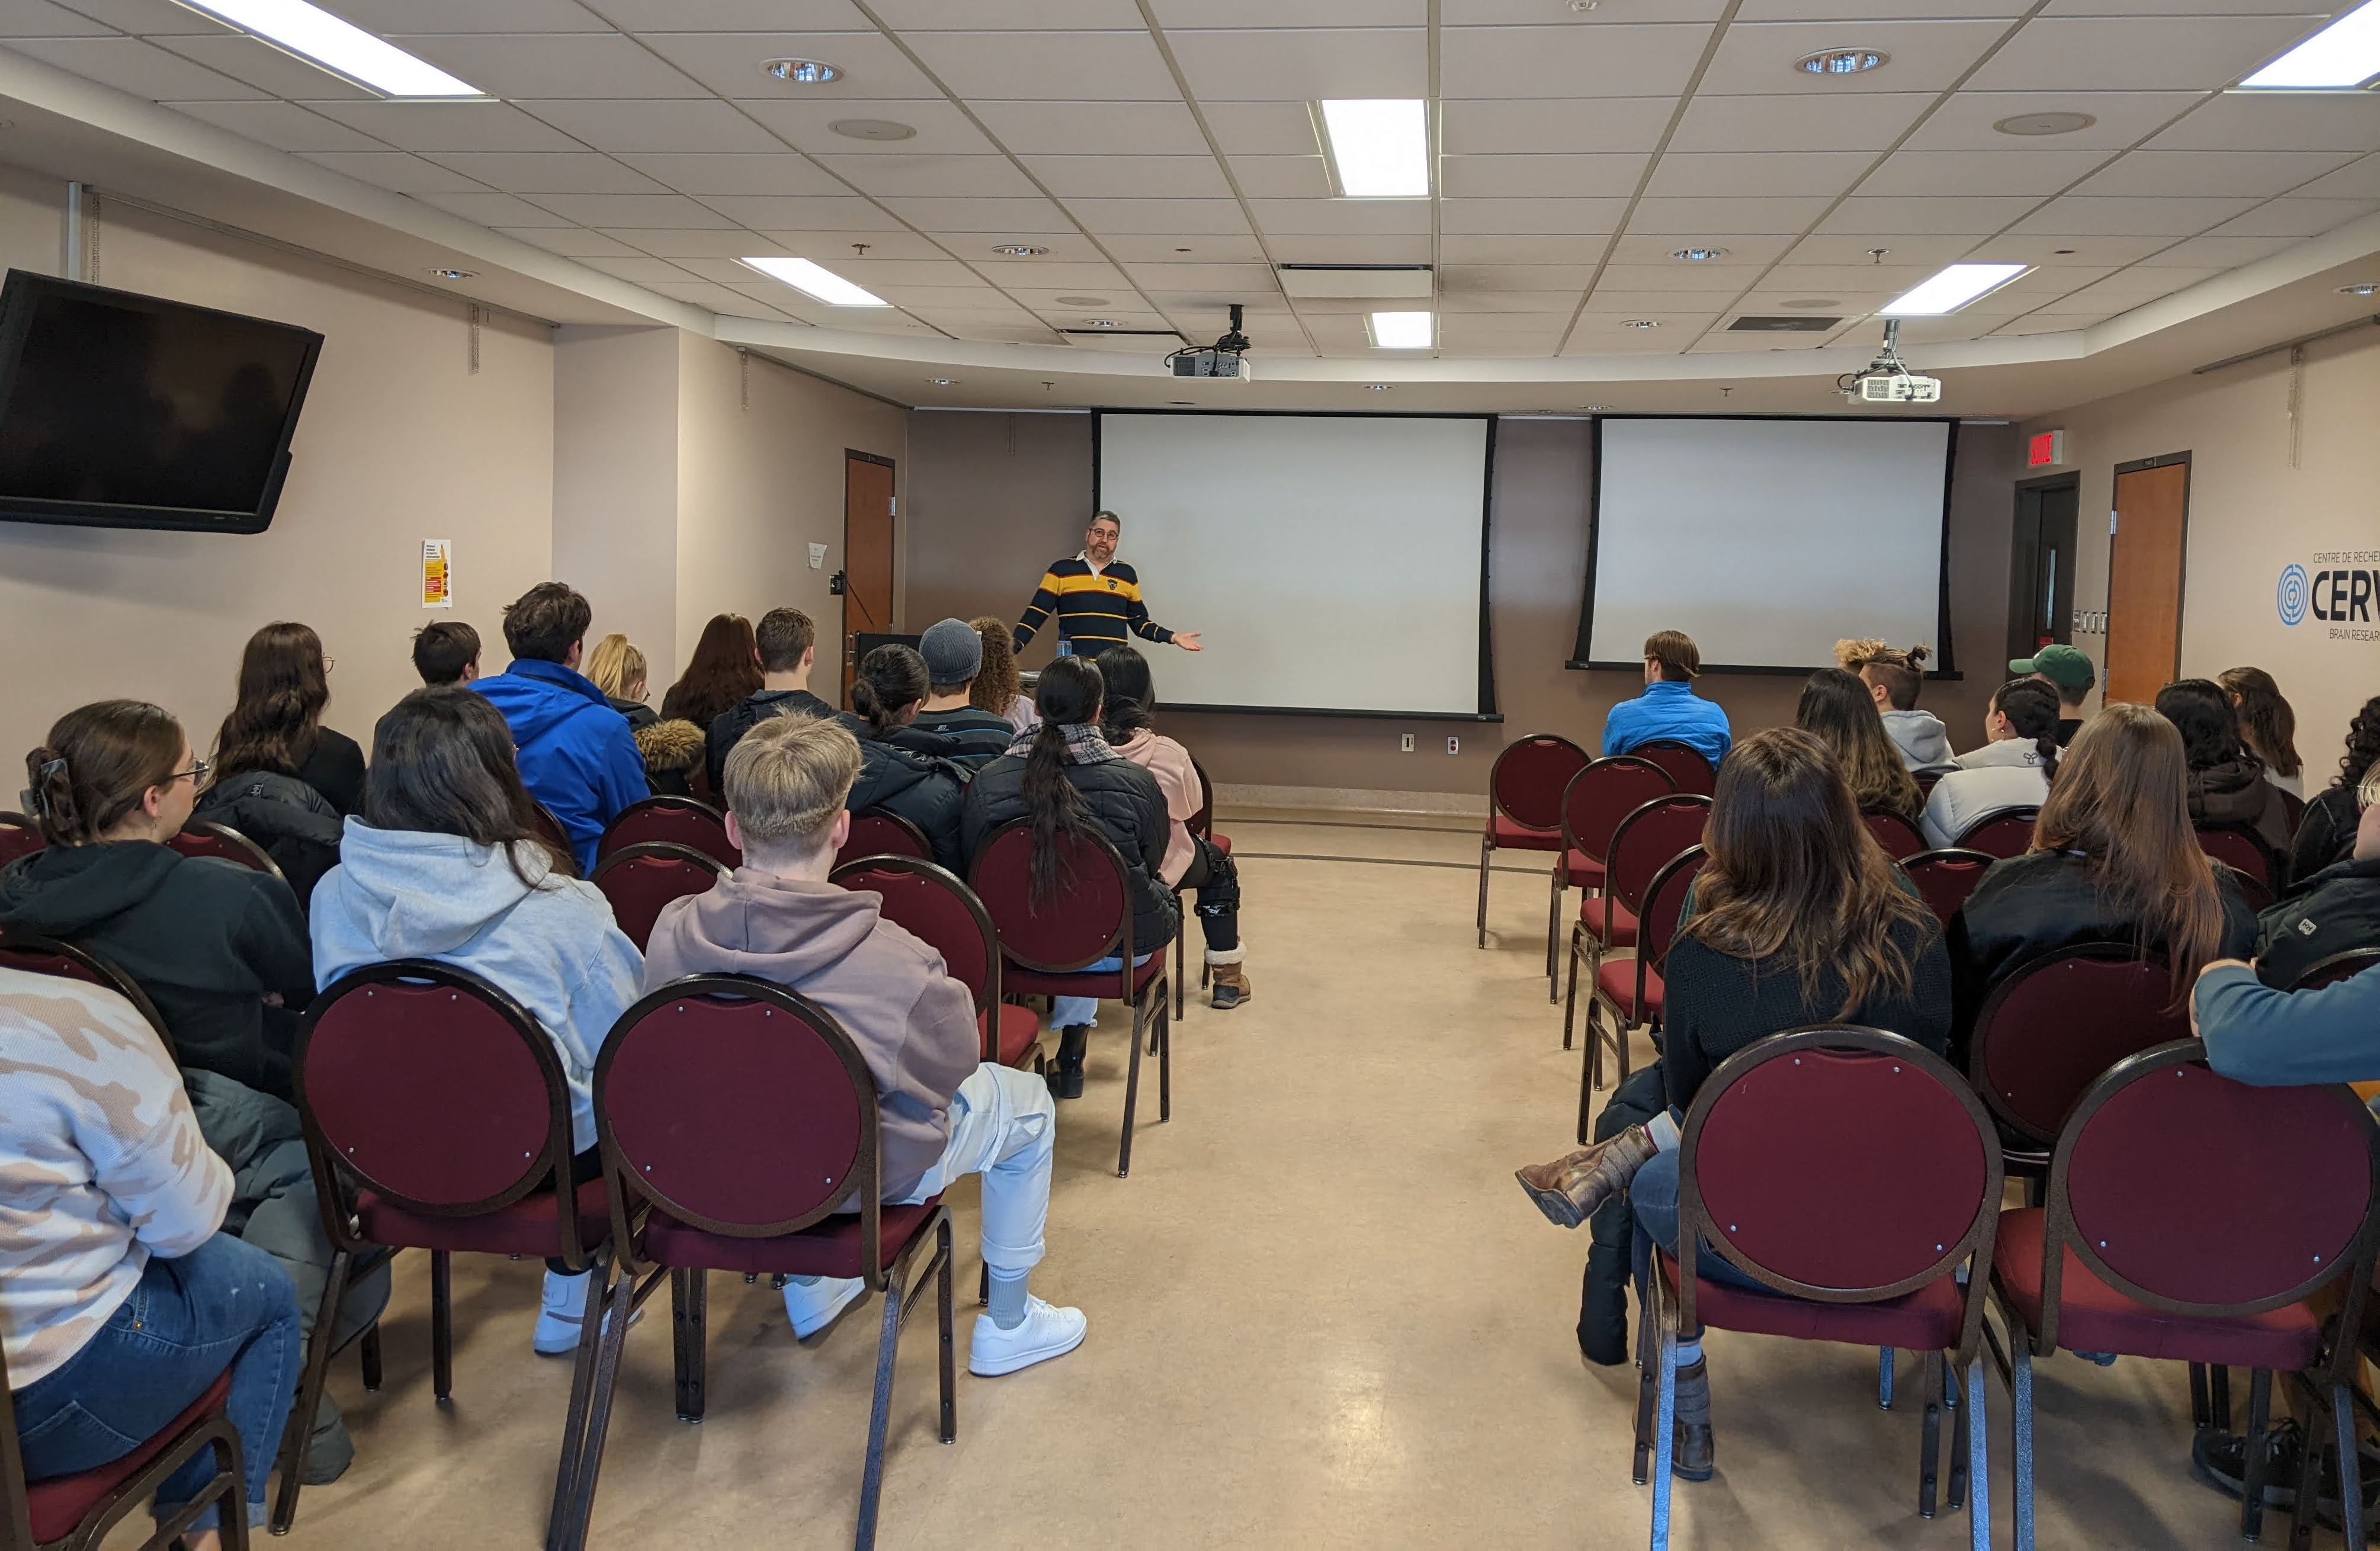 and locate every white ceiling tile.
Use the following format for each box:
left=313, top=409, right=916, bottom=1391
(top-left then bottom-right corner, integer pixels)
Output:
left=2147, top=91, right=2380, bottom=152
left=1022, top=155, right=1233, bottom=198
left=0, top=0, right=114, bottom=35
left=1964, top=15, right=2322, bottom=91
left=1605, top=234, right=1797, bottom=265
left=165, top=99, right=390, bottom=152
left=1634, top=195, right=1836, bottom=232
left=11, top=34, right=265, bottom=98
left=1760, top=262, right=1936, bottom=289
left=1587, top=272, right=1752, bottom=297
left=602, top=228, right=782, bottom=256
left=970, top=256, right=1131, bottom=281
left=1200, top=101, right=1324, bottom=156
left=515, top=99, right=785, bottom=153
left=1698, top=20, right=2012, bottom=97
left=2202, top=198, right=2380, bottom=239
left=648, top=277, right=801, bottom=313
left=1734, top=0, right=2029, bottom=14
left=325, top=0, right=610, bottom=29
left=903, top=31, right=1179, bottom=100
left=418, top=190, right=574, bottom=226
left=1124, top=261, right=1276, bottom=288
left=1668, top=93, right=1934, bottom=153
left=1440, top=24, right=1713, bottom=99
left=611, top=153, right=849, bottom=196
left=1964, top=232, right=2179, bottom=264
left=41, top=0, right=205, bottom=29
left=999, top=285, right=1138, bottom=309
left=1991, top=315, right=2097, bottom=335
left=1444, top=153, right=1650, bottom=199
left=421, top=152, right=672, bottom=195
left=971, top=100, right=1210, bottom=155
left=1786, top=231, right=1989, bottom=264
left=583, top=0, right=871, bottom=25
left=1441, top=197, right=1628, bottom=234
left=1224, top=156, right=1330, bottom=198
left=527, top=192, right=739, bottom=228
left=2012, top=194, right=2261, bottom=236
left=575, top=254, right=701, bottom=283
left=777, top=258, right=981, bottom=286
left=2148, top=232, right=2301, bottom=266
left=869, top=0, right=1140, bottom=24
left=735, top=99, right=997, bottom=155
left=2292, top=154, right=2380, bottom=202
left=875, top=285, right=1016, bottom=310
left=297, top=152, right=487, bottom=194
left=493, top=226, right=644, bottom=257
left=1064, top=197, right=1251, bottom=234
left=650, top=33, right=940, bottom=99
left=1906, top=90, right=2206, bottom=151
left=1440, top=264, right=1599, bottom=291
left=2074, top=149, right=2360, bottom=199
left=1150, top=0, right=1422, bottom=23
left=386, top=33, right=706, bottom=99
left=148, top=34, right=371, bottom=99
left=1166, top=27, right=1425, bottom=99
left=1248, top=198, right=1429, bottom=235
left=1439, top=235, right=1612, bottom=264
left=1643, top=151, right=1872, bottom=199
left=882, top=195, right=1076, bottom=230
left=1560, top=334, right=1694, bottom=357
left=1439, top=292, right=1577, bottom=315
left=1099, top=232, right=1269, bottom=260
left=319, top=101, right=590, bottom=152
left=1819, top=193, right=2040, bottom=234
left=770, top=231, right=971, bottom=259
left=700, top=194, right=905, bottom=228
left=2057, top=265, right=2223, bottom=301
left=811, top=154, right=1041, bottom=198
left=1859, top=148, right=2116, bottom=198
left=2042, top=0, right=2330, bottom=12
left=1440, top=98, right=1676, bottom=156
left=1265, top=233, right=1430, bottom=262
